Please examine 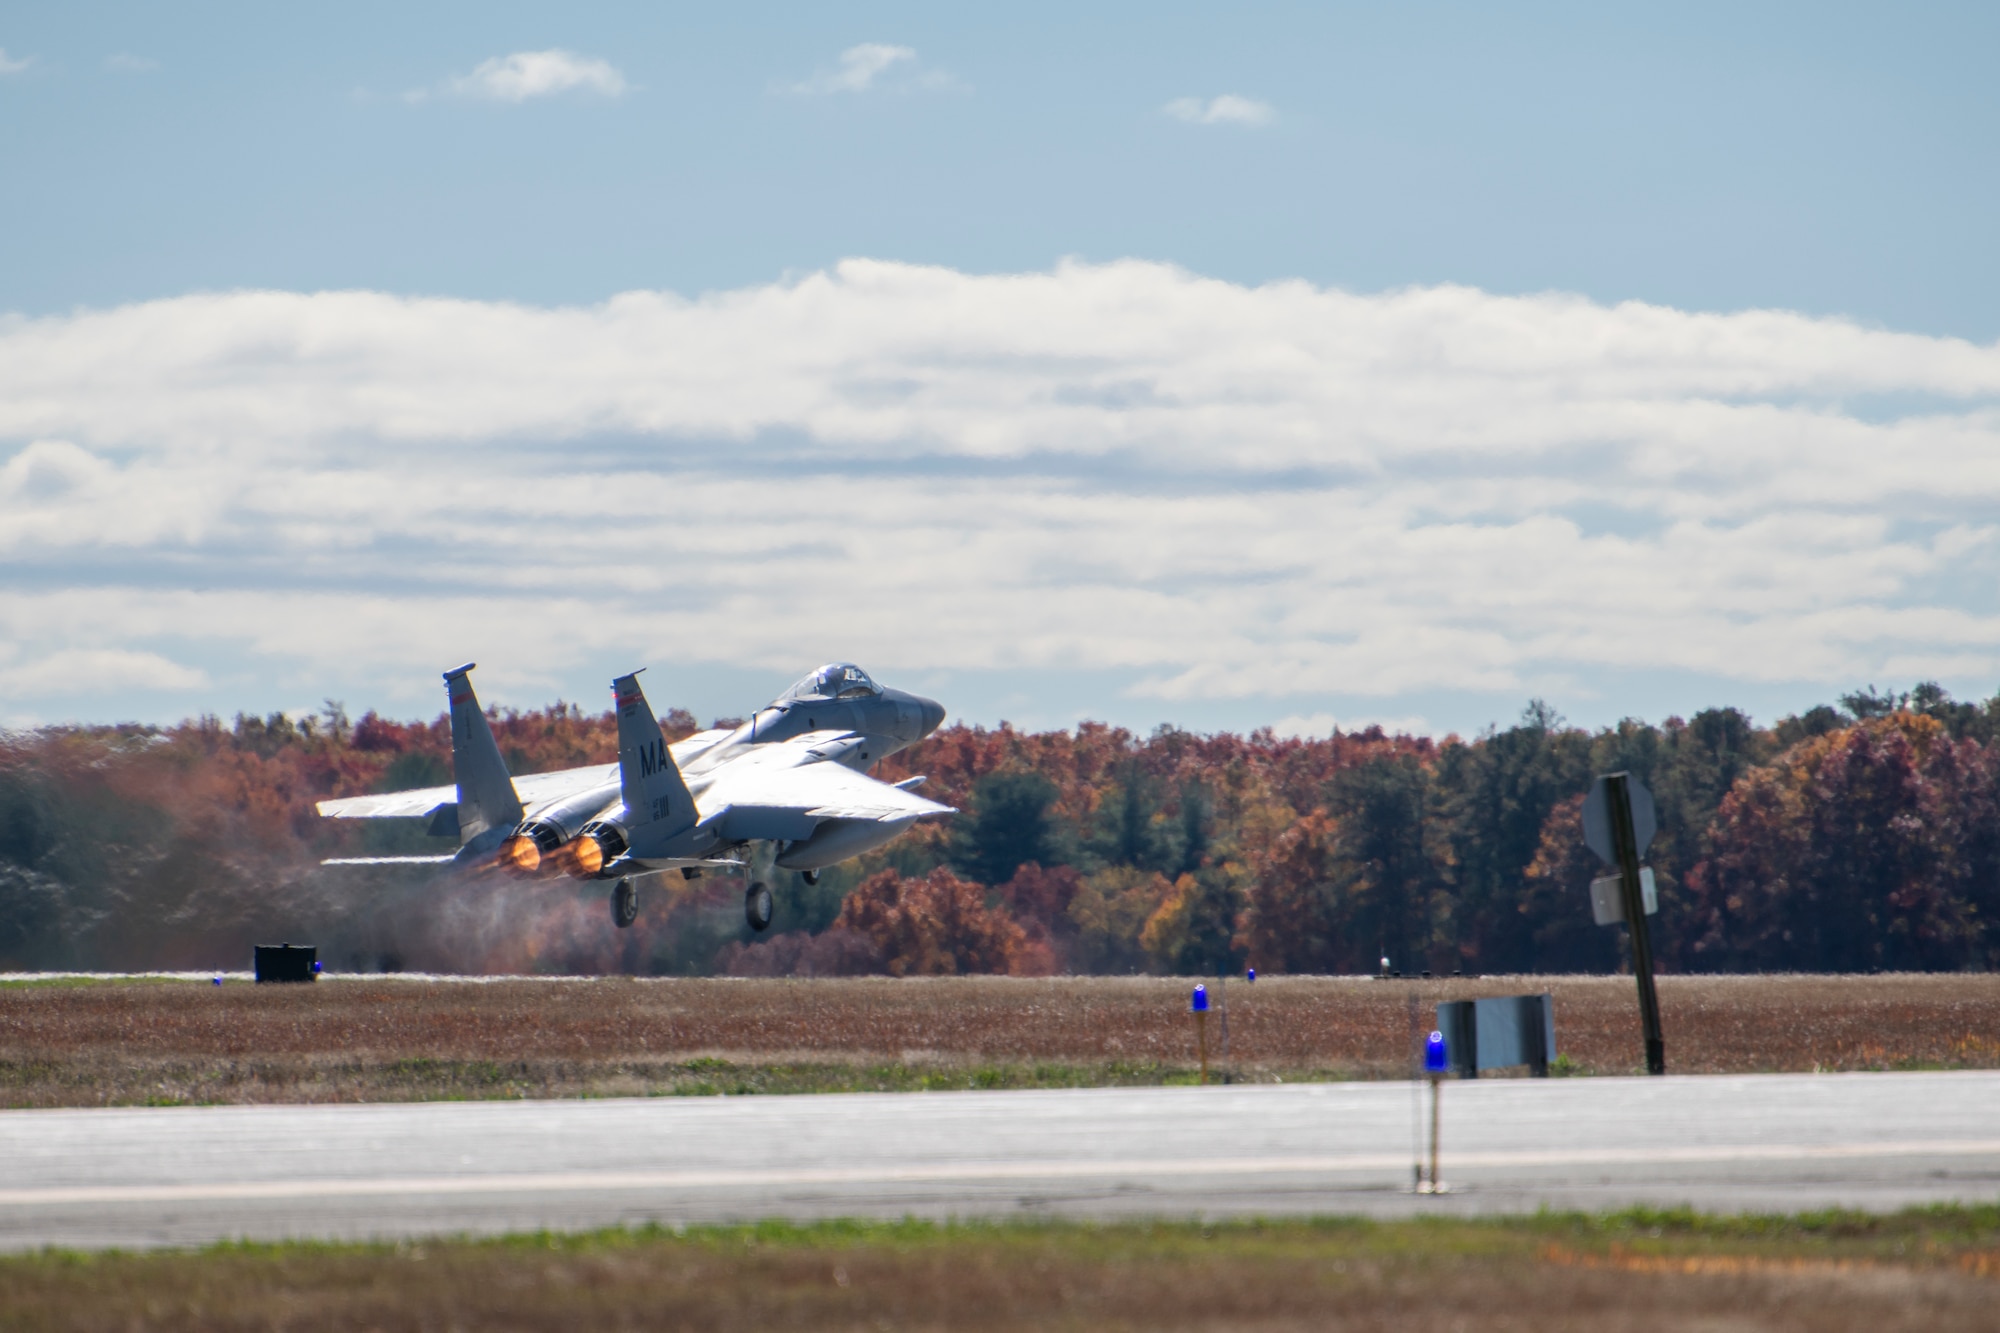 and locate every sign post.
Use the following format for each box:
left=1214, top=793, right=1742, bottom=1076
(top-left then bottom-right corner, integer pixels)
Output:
left=1583, top=771, right=1665, bottom=1075
left=1191, top=984, right=1210, bottom=1085
left=1422, top=1029, right=1449, bottom=1193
